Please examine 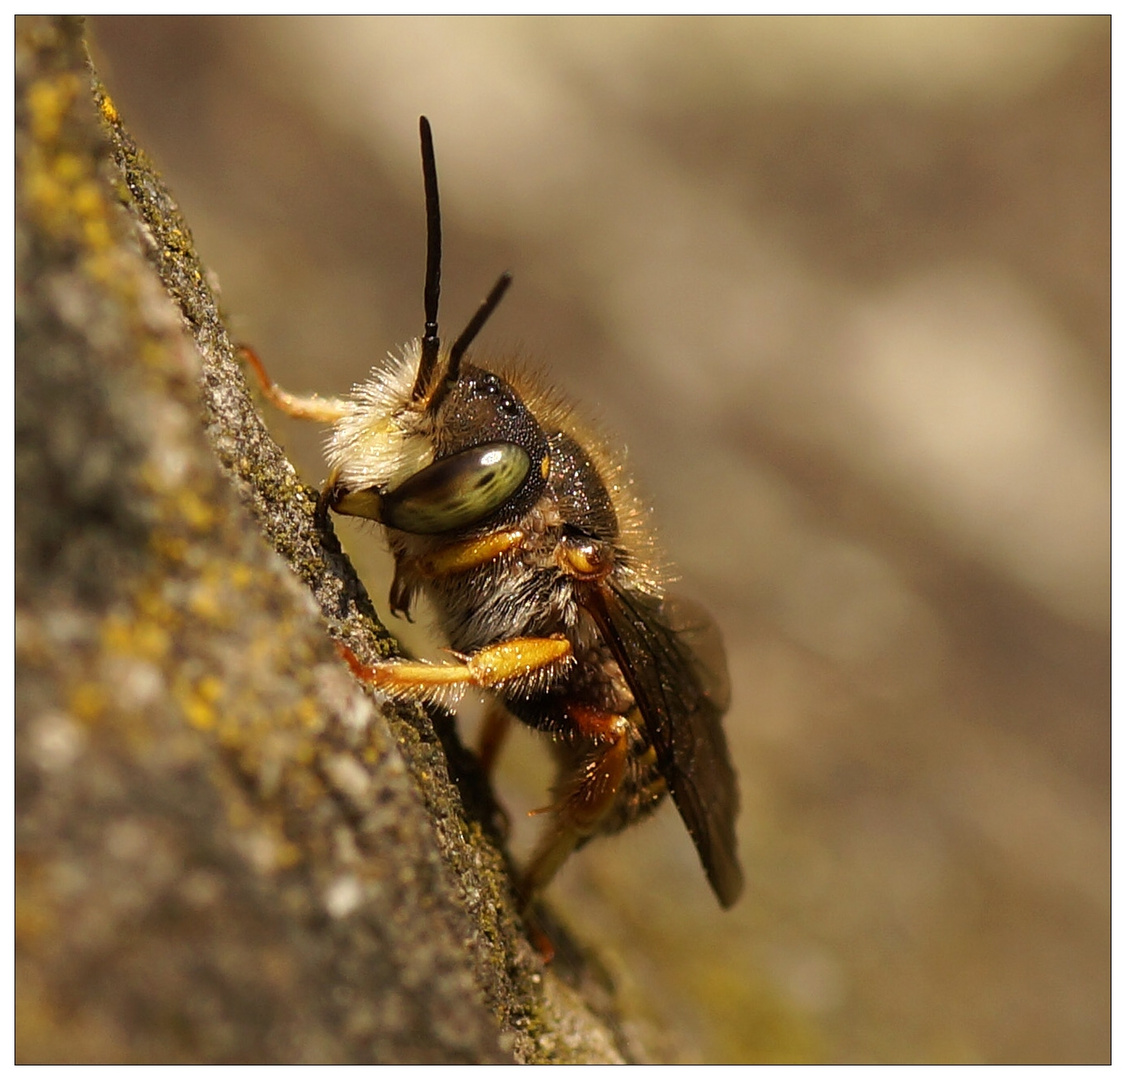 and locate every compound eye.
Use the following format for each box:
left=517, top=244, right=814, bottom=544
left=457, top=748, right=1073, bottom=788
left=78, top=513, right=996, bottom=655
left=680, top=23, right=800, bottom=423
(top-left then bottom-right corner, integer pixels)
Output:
left=381, top=442, right=531, bottom=534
